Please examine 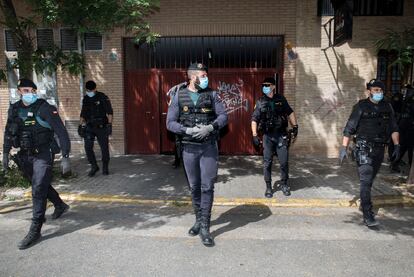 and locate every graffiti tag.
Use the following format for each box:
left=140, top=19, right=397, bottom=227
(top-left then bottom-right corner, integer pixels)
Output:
left=216, top=80, right=249, bottom=114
